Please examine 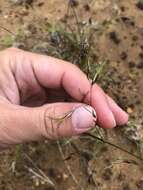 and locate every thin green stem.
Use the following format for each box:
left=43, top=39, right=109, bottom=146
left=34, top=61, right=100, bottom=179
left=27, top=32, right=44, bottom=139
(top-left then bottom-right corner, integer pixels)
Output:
left=84, top=132, right=143, bottom=162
